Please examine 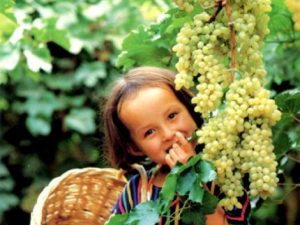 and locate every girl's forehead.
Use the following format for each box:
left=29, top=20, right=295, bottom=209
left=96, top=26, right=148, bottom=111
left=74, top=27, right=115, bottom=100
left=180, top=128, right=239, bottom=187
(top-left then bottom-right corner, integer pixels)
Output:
left=121, top=83, right=173, bottom=102
left=118, top=84, right=178, bottom=114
